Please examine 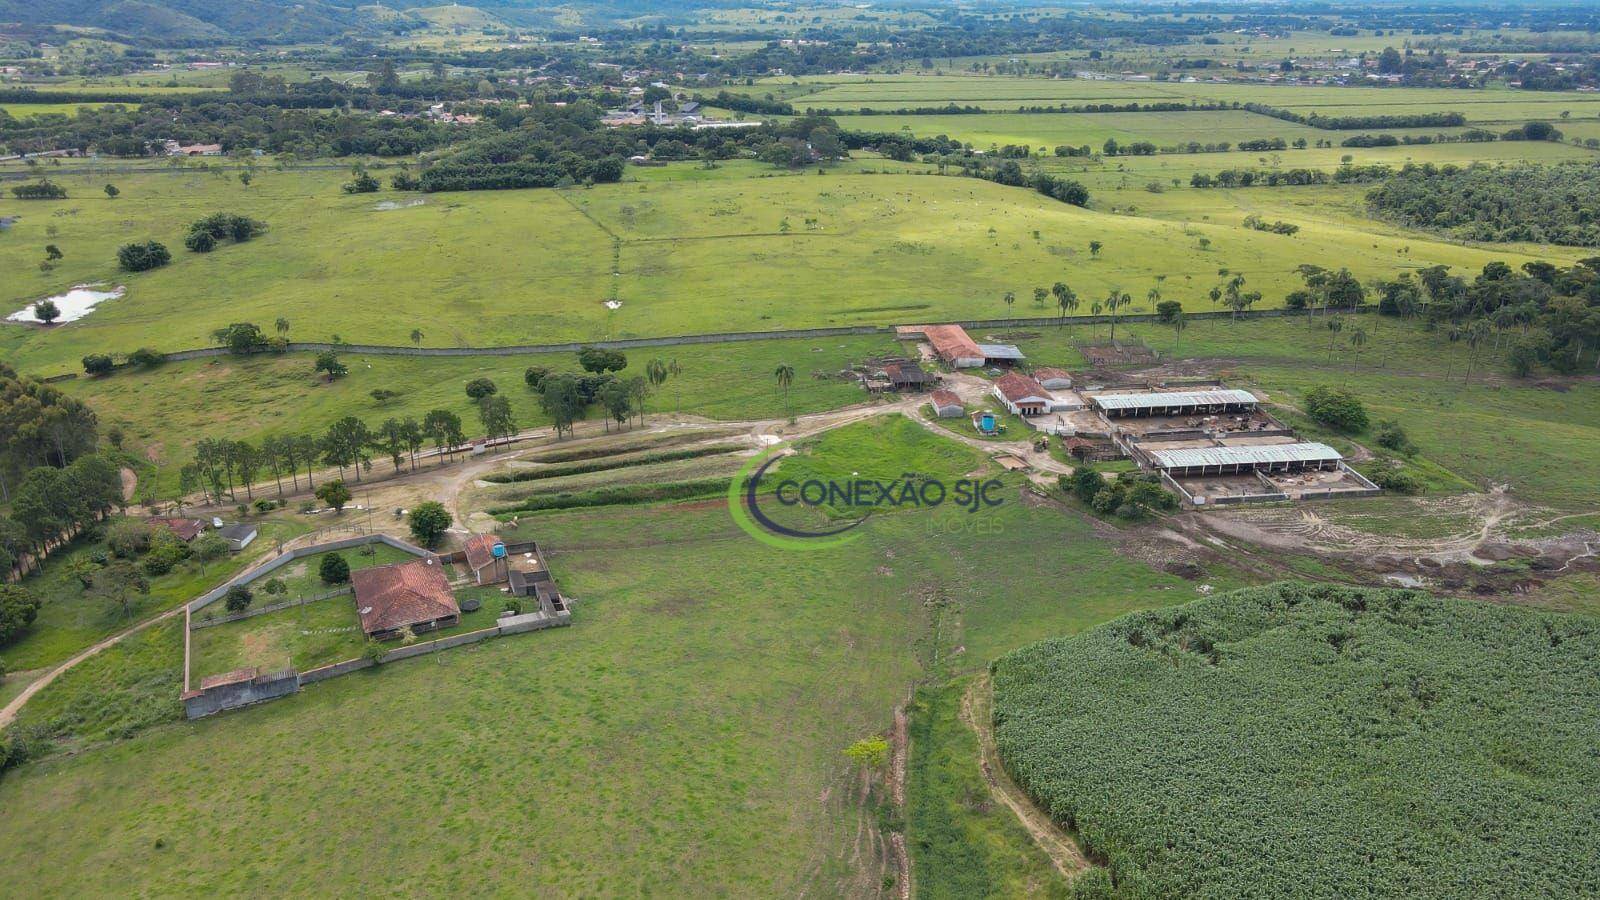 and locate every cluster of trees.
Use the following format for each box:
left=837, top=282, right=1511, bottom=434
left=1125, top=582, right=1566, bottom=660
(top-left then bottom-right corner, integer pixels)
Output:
left=1190, top=163, right=1393, bottom=189
left=525, top=349, right=678, bottom=438
left=184, top=213, right=266, bottom=253
left=1374, top=259, right=1600, bottom=378
left=809, top=100, right=1230, bottom=118
left=960, top=159, right=1089, bottom=207
left=1244, top=103, right=1467, bottom=130
left=11, top=179, right=66, bottom=200
left=180, top=409, right=470, bottom=505
left=1242, top=214, right=1299, bottom=236
left=1341, top=129, right=1499, bottom=148
left=1060, top=468, right=1177, bottom=520
left=0, top=361, right=100, bottom=498
left=0, top=454, right=123, bottom=582
left=1367, top=162, right=1600, bottom=248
